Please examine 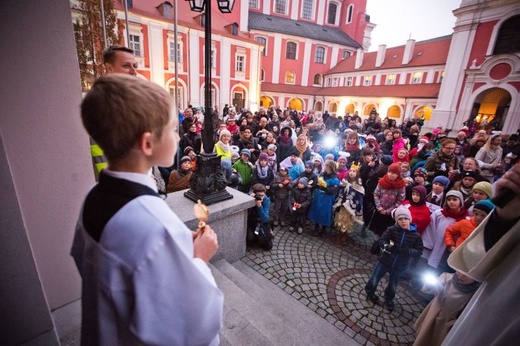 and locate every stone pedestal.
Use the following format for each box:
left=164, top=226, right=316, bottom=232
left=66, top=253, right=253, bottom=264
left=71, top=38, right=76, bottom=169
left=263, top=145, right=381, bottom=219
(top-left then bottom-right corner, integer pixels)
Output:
left=165, top=187, right=255, bottom=263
